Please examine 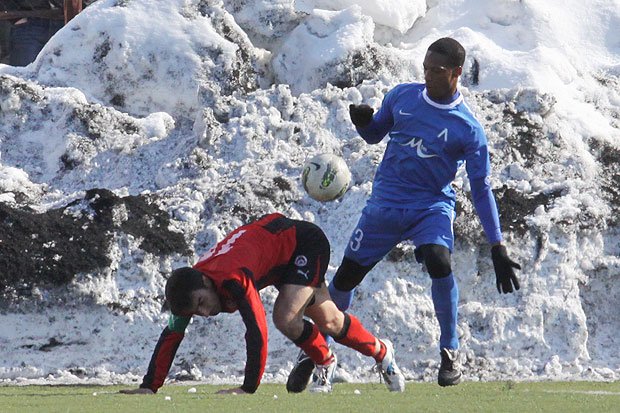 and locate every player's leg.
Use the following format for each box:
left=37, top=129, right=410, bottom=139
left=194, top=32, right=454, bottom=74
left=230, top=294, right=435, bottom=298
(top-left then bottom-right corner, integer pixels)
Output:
left=329, top=257, right=376, bottom=310
left=408, top=207, right=461, bottom=386
left=273, top=283, right=334, bottom=362
left=273, top=283, right=316, bottom=340
left=304, top=284, right=405, bottom=392
left=329, top=203, right=401, bottom=311
left=276, top=220, right=337, bottom=393
left=417, top=243, right=461, bottom=386
left=274, top=283, right=336, bottom=393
